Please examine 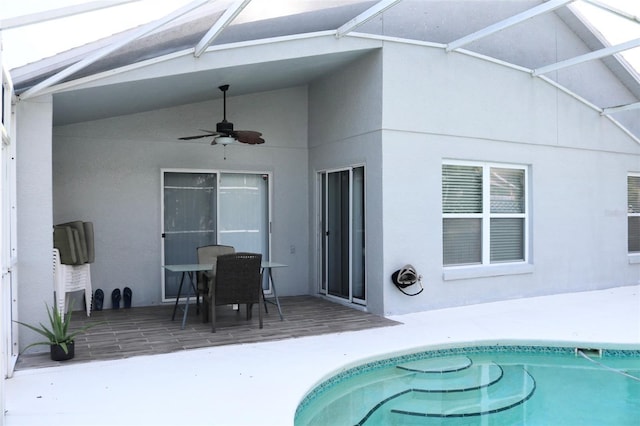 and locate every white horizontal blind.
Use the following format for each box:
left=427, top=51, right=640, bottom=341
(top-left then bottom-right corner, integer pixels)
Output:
left=442, top=165, right=483, bottom=213
left=490, top=168, right=525, bottom=262
left=443, top=218, right=482, bottom=265
left=628, top=175, right=640, bottom=253
left=490, top=168, right=525, bottom=214
left=443, top=165, right=483, bottom=265
left=490, top=218, right=524, bottom=262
